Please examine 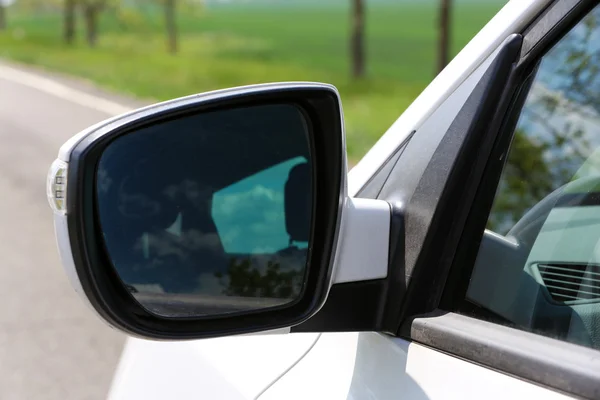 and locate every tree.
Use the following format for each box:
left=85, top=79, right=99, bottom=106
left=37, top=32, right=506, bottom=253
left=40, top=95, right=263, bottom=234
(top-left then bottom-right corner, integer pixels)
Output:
left=164, top=0, right=177, bottom=54
left=0, top=0, right=16, bottom=30
left=216, top=258, right=303, bottom=299
left=486, top=8, right=600, bottom=234
left=0, top=6, right=5, bottom=31
left=64, top=0, right=77, bottom=44
left=350, top=0, right=365, bottom=79
left=437, top=0, right=452, bottom=73
left=0, top=0, right=13, bottom=31
left=81, top=0, right=106, bottom=47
